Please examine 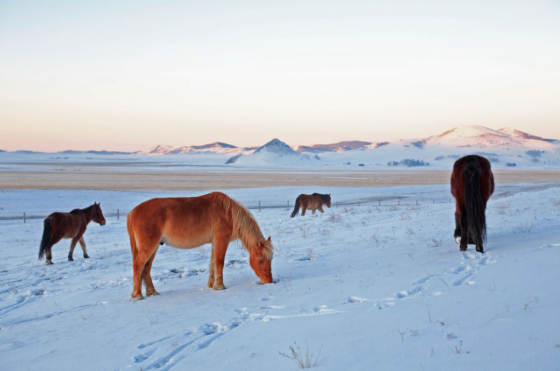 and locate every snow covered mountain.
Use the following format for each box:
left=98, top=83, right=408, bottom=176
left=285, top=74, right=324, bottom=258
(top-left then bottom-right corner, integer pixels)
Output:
left=141, top=142, right=252, bottom=155
left=320, top=125, right=560, bottom=169
left=227, top=138, right=318, bottom=165
left=294, top=141, right=372, bottom=153
left=253, top=138, right=299, bottom=155
left=2, top=125, right=558, bottom=168
left=423, top=125, right=553, bottom=149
